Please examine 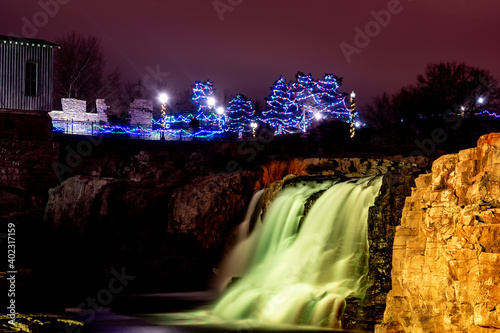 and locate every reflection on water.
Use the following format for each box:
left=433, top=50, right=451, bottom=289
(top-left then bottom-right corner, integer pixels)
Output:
left=74, top=291, right=370, bottom=333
